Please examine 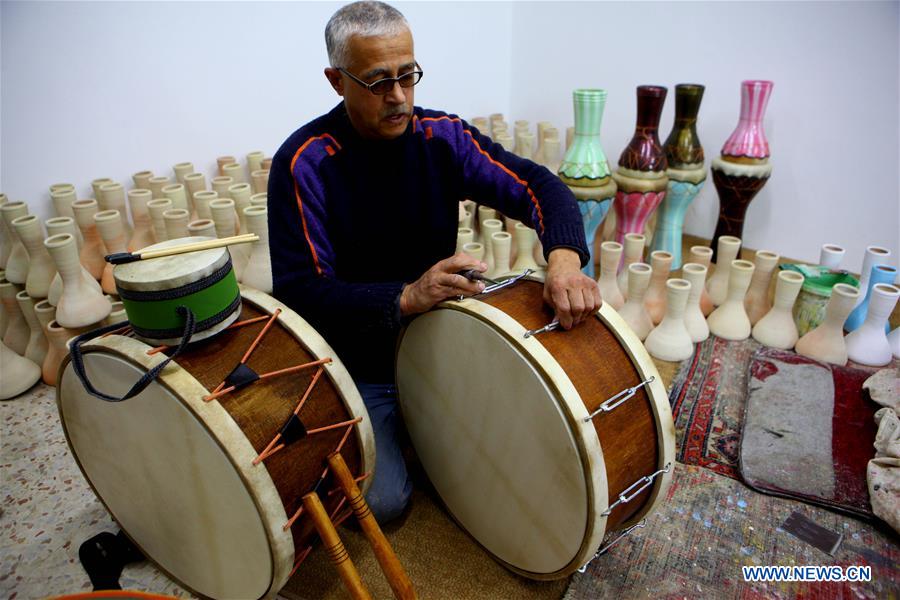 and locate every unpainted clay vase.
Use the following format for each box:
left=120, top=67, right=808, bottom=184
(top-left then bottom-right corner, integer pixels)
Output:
left=32, top=299, right=56, bottom=384
left=148, top=176, right=172, bottom=199
left=72, top=199, right=107, bottom=280
left=146, top=198, right=173, bottom=243
left=819, top=244, right=845, bottom=269
left=1, top=202, right=30, bottom=285
left=751, top=270, right=804, bottom=349
left=11, top=215, right=56, bottom=299
left=249, top=193, right=268, bottom=208
left=187, top=219, right=218, bottom=238
left=46, top=217, right=101, bottom=306
left=887, top=326, right=900, bottom=359
left=16, top=290, right=47, bottom=366
left=681, top=263, right=710, bottom=343
left=0, top=340, right=40, bottom=400
left=229, top=183, right=253, bottom=234
left=489, top=232, right=512, bottom=278
left=184, top=173, right=208, bottom=216
left=687, top=245, right=715, bottom=315
left=163, top=208, right=191, bottom=241
left=162, top=184, right=190, bottom=213
left=852, top=245, right=892, bottom=309
left=93, top=210, right=128, bottom=295
left=618, top=262, right=653, bottom=341
left=91, top=177, right=114, bottom=201
left=209, top=198, right=249, bottom=280
left=173, top=161, right=194, bottom=187
left=49, top=186, right=83, bottom=247
left=132, top=170, right=154, bottom=190
left=706, top=236, right=742, bottom=306
left=0, top=270, right=7, bottom=337
left=98, top=182, right=133, bottom=242
left=597, top=241, right=625, bottom=310
left=462, top=242, right=485, bottom=262
left=480, top=218, right=503, bottom=273
left=247, top=151, right=265, bottom=174
left=127, top=188, right=155, bottom=251
left=0, top=195, right=12, bottom=269
left=845, top=284, right=900, bottom=367
left=511, top=223, right=540, bottom=273
left=707, top=259, right=755, bottom=340
left=1, top=280, right=29, bottom=354
left=241, top=206, right=273, bottom=293
left=217, top=156, right=237, bottom=176
left=617, top=233, right=645, bottom=298
left=222, top=162, right=246, bottom=185
left=456, top=228, right=475, bottom=255
left=44, top=233, right=112, bottom=328
left=643, top=250, right=673, bottom=325
left=744, top=250, right=780, bottom=325
left=212, top=176, right=235, bottom=200
left=644, top=278, right=694, bottom=362
left=251, top=170, right=270, bottom=195
left=794, top=283, right=860, bottom=366
left=43, top=319, right=93, bottom=386
left=103, top=300, right=127, bottom=327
